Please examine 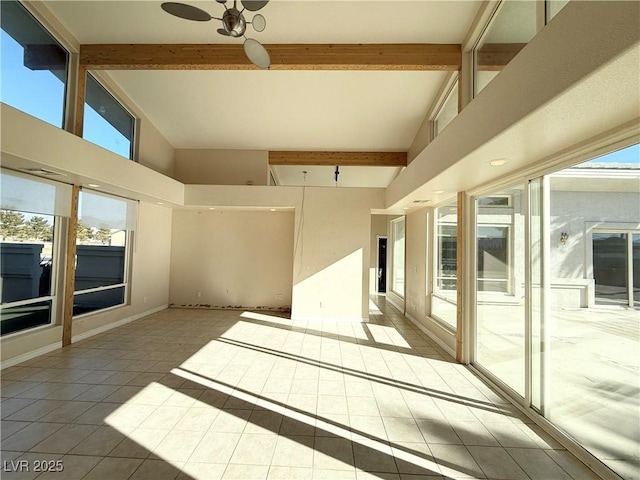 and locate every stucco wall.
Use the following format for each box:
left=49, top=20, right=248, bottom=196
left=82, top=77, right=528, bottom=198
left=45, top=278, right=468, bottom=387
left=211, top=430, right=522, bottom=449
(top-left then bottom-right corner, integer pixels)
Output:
left=169, top=209, right=294, bottom=310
